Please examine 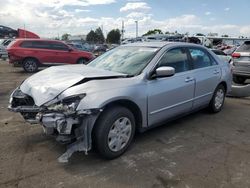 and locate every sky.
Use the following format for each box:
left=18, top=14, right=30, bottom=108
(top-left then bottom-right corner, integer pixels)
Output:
left=0, top=0, right=250, bottom=38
